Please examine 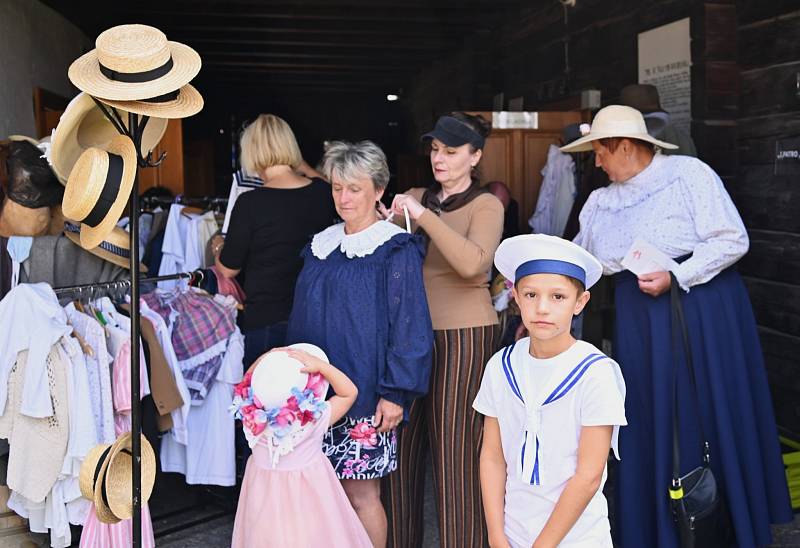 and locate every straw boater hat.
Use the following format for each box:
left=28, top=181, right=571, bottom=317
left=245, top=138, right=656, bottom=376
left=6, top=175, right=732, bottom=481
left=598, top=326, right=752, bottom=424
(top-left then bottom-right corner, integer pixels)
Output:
left=50, top=92, right=168, bottom=184
left=64, top=222, right=148, bottom=271
left=98, top=83, right=204, bottom=119
left=62, top=135, right=137, bottom=250
left=560, top=105, right=678, bottom=153
left=68, top=24, right=201, bottom=102
left=79, top=433, right=156, bottom=524
left=79, top=441, right=120, bottom=524
left=104, top=432, right=157, bottom=521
